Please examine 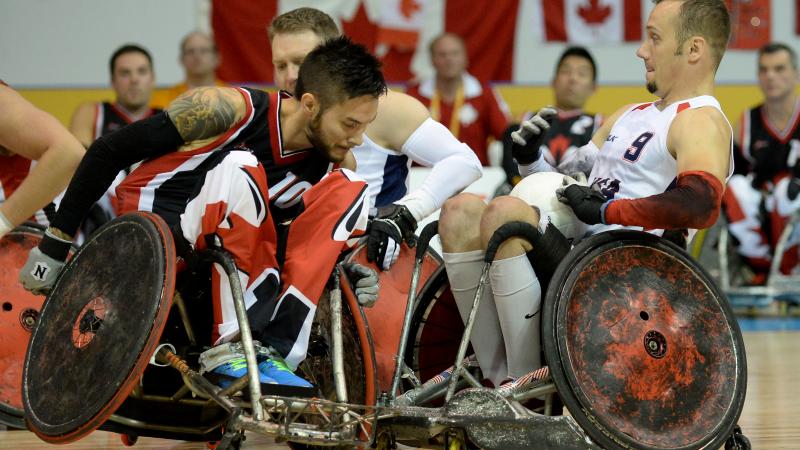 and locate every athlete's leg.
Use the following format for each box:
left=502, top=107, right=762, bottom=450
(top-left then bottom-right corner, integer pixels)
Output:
left=262, top=169, right=370, bottom=369
left=178, top=151, right=280, bottom=344
left=480, top=196, right=542, bottom=380
left=439, top=193, right=507, bottom=386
